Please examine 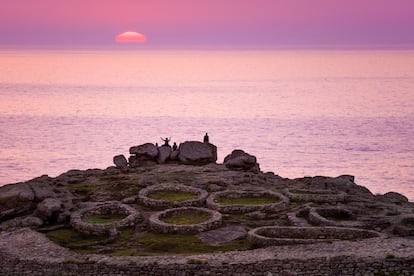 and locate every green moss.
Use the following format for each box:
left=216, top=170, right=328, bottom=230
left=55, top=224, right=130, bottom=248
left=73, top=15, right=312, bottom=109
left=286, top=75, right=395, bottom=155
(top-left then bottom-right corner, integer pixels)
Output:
left=148, top=190, right=198, bottom=202
left=44, top=226, right=108, bottom=252
left=115, top=231, right=252, bottom=255
left=42, top=225, right=252, bottom=256
left=161, top=211, right=212, bottom=225
left=82, top=213, right=126, bottom=224
left=70, top=182, right=95, bottom=193
left=215, top=195, right=280, bottom=205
